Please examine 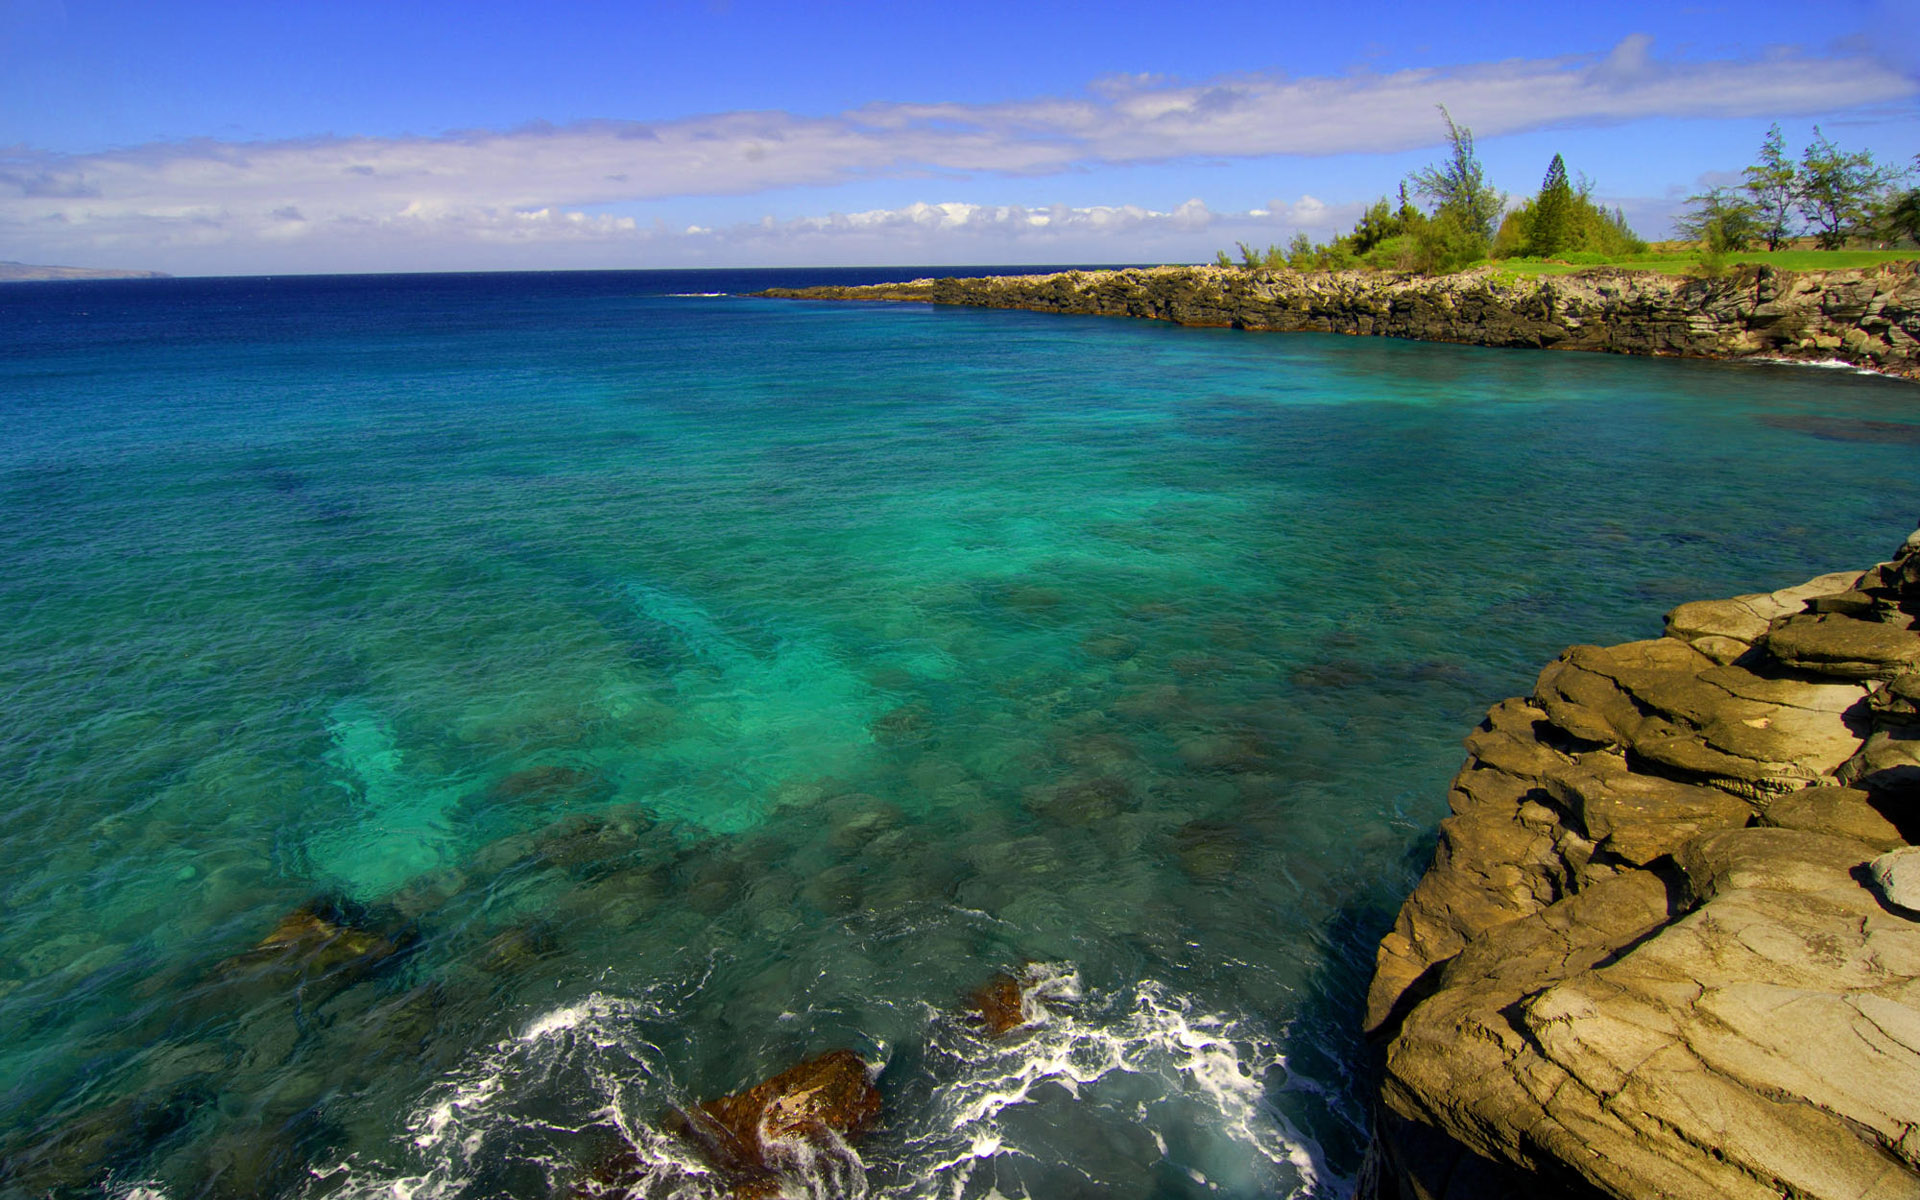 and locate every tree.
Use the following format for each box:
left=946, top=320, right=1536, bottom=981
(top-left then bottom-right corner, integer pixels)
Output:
left=1673, top=187, right=1758, bottom=253
left=1797, top=127, right=1900, bottom=249
left=1876, top=157, right=1920, bottom=246
left=1409, top=106, right=1503, bottom=251
left=1528, top=153, right=1575, bottom=257
left=1489, top=157, right=1646, bottom=260
left=1882, top=187, right=1920, bottom=246
left=1742, top=123, right=1797, bottom=251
